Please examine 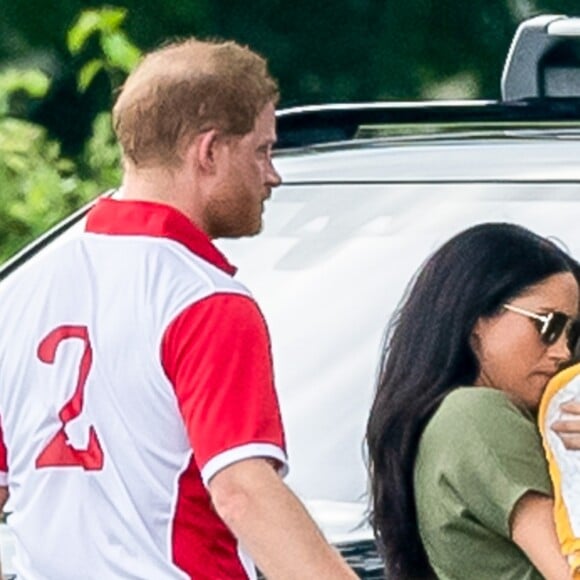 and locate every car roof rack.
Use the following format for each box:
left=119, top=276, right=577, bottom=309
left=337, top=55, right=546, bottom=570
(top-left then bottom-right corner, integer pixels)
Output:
left=275, top=99, right=580, bottom=149
left=276, top=15, right=580, bottom=150
left=502, top=14, right=580, bottom=100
